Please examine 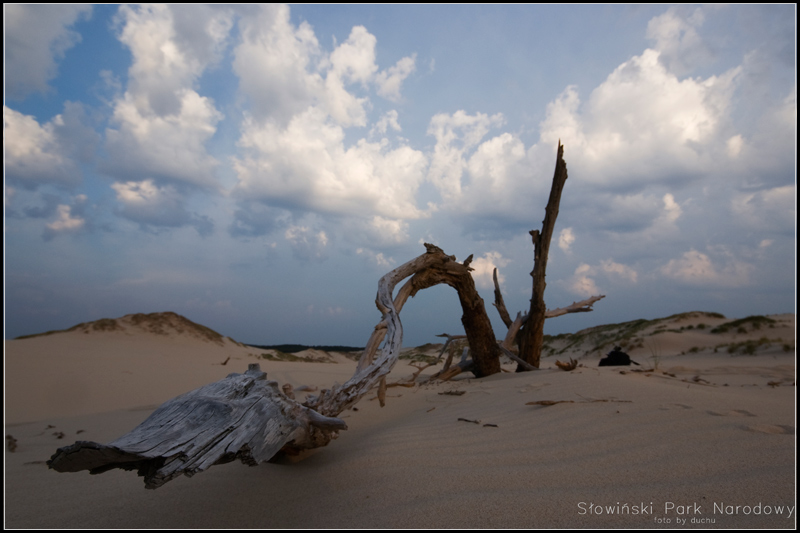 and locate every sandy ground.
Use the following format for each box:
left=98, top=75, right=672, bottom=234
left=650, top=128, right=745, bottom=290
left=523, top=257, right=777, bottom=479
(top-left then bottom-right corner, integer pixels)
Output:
left=4, top=313, right=796, bottom=528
